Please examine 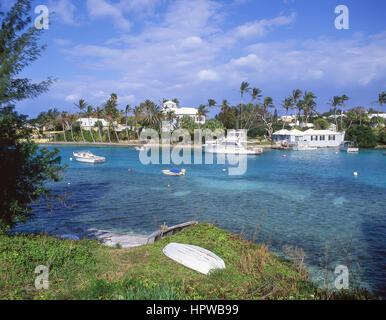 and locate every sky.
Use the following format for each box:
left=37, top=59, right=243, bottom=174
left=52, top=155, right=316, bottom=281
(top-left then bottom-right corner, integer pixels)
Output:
left=1, top=0, right=386, bottom=118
